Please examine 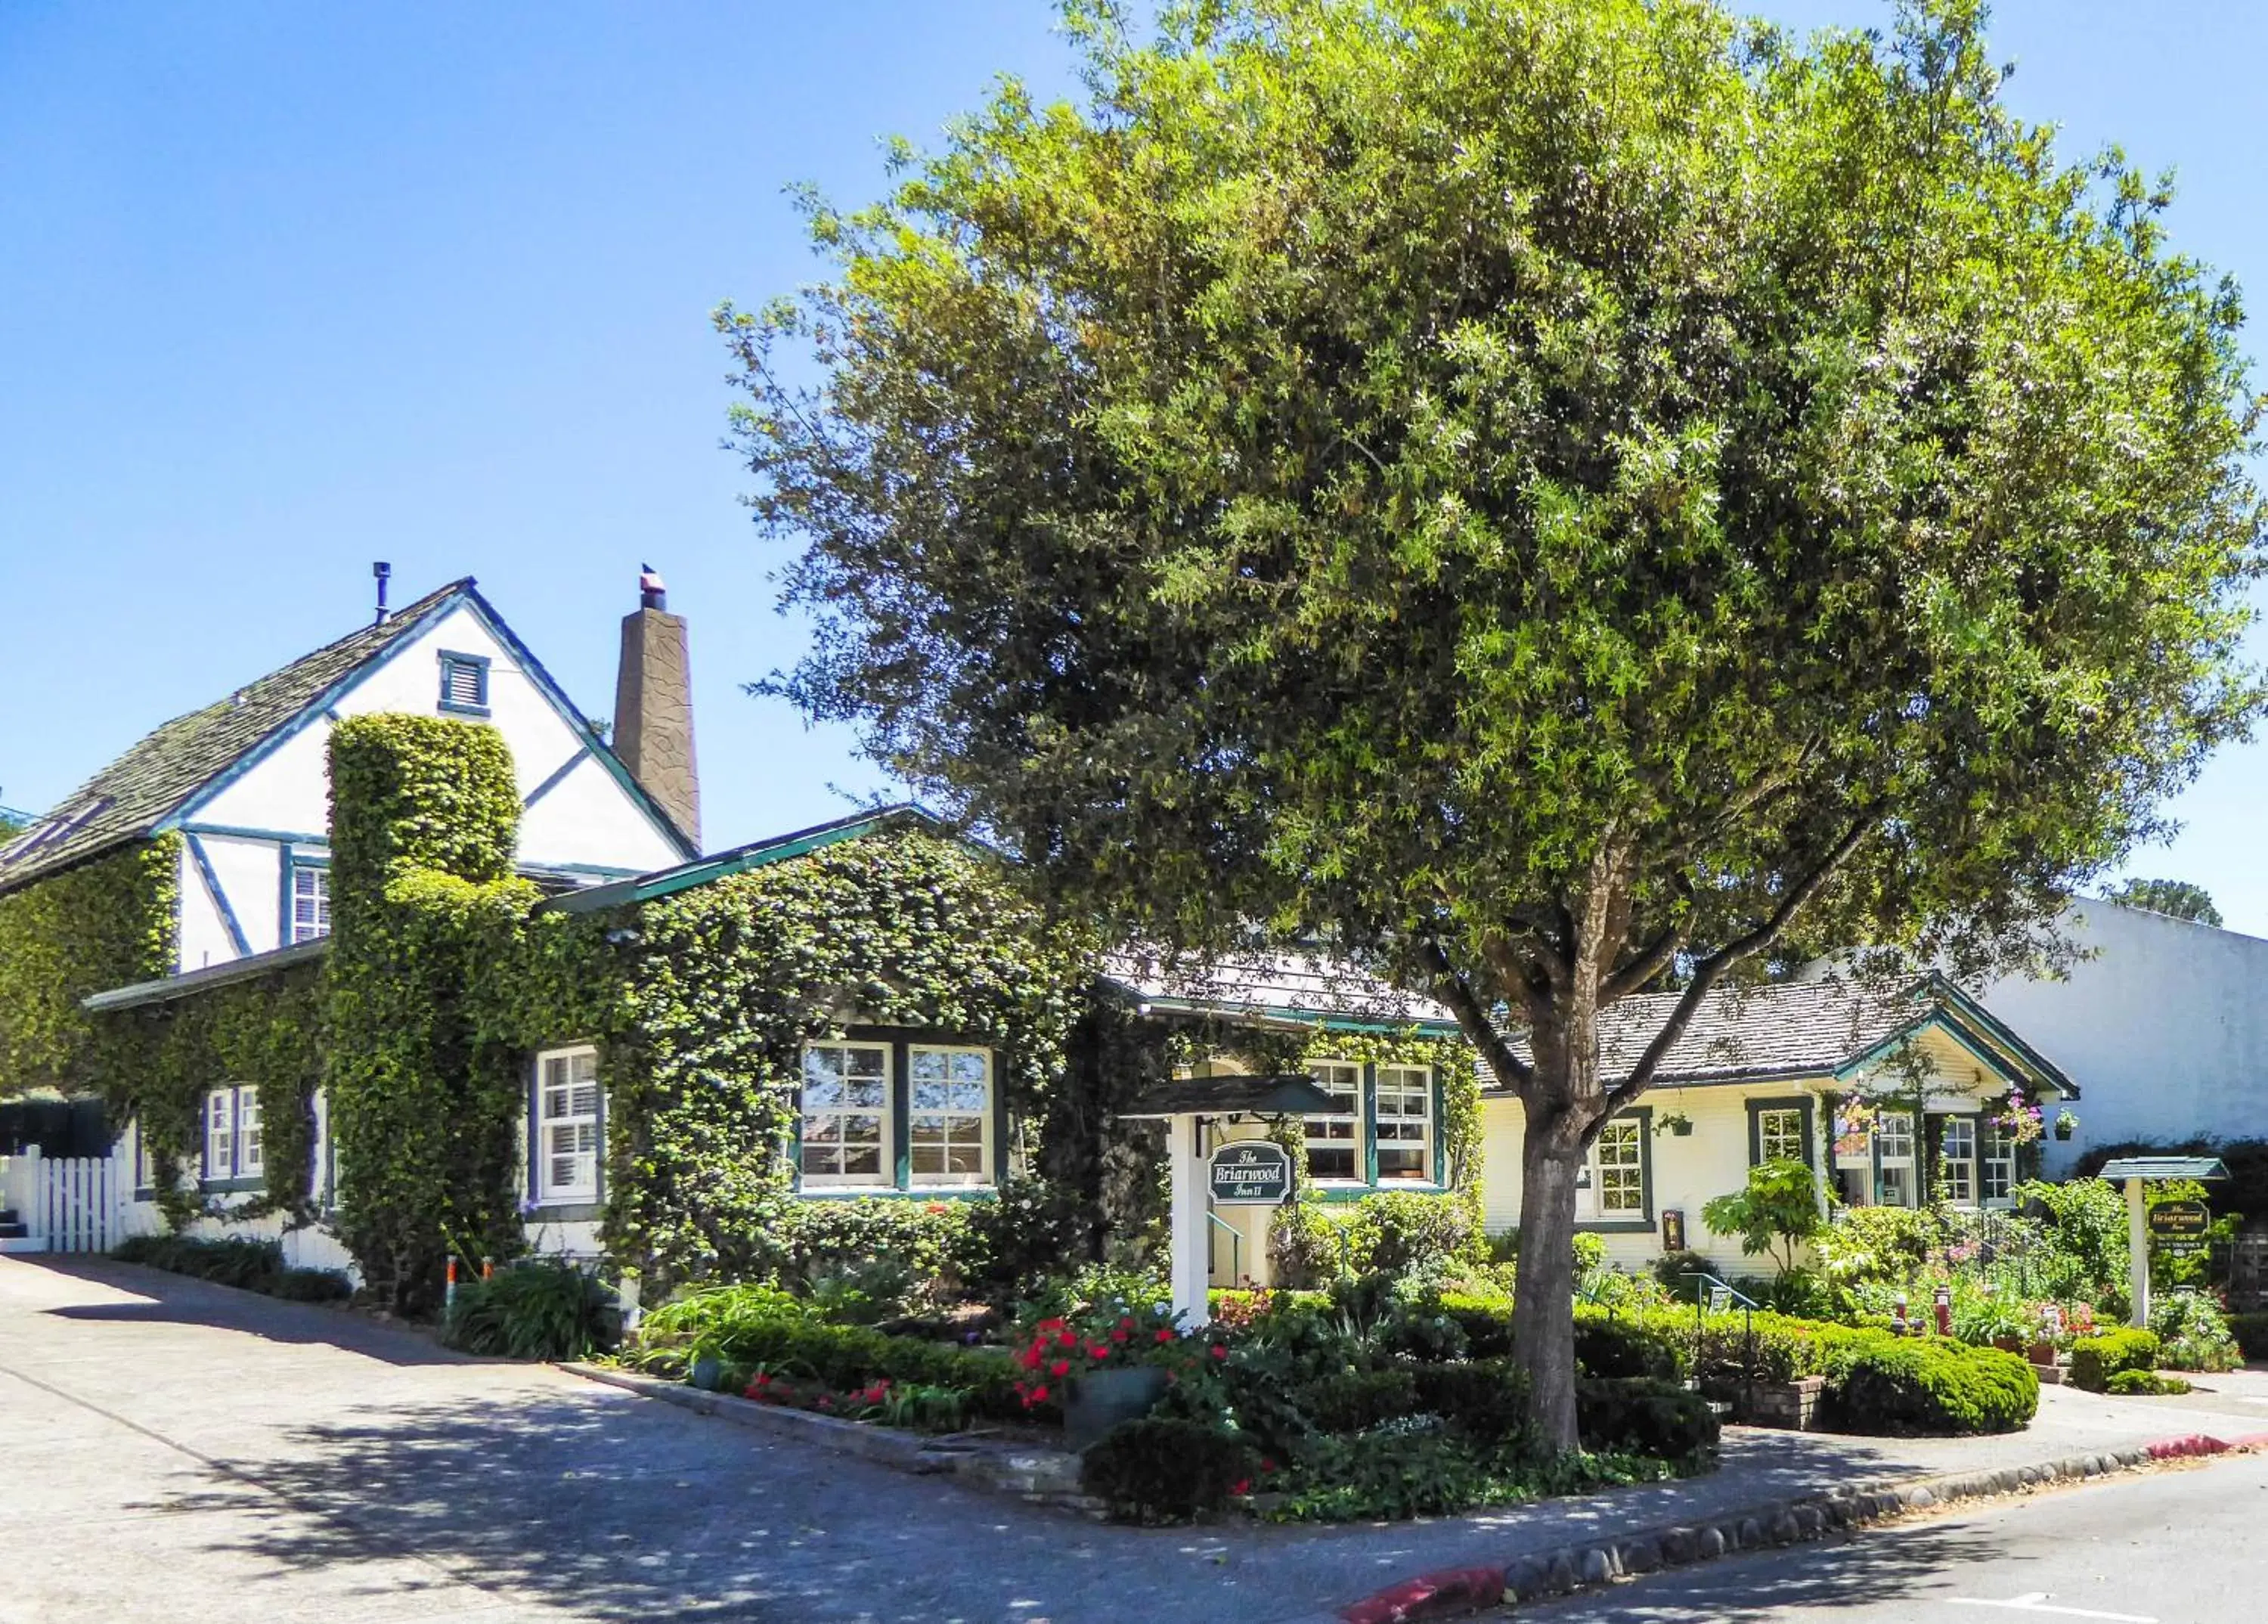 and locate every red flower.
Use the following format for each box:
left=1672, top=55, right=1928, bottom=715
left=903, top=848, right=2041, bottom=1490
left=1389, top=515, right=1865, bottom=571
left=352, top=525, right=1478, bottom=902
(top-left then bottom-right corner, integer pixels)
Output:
left=1154, top=1328, right=1175, bottom=1344
left=1058, top=1331, right=1079, bottom=1347
left=1089, top=1344, right=1109, bottom=1360
left=1110, top=1328, right=1129, bottom=1344
left=1049, top=1359, right=1071, bottom=1378
left=1117, top=1316, right=1134, bottom=1329
left=1260, top=1458, right=1278, bottom=1474
left=1036, top=1318, right=1067, bottom=1333
left=1030, top=1384, right=1049, bottom=1402
left=1021, top=1347, right=1043, bottom=1370
left=1210, top=1344, right=1228, bottom=1361
left=1229, top=1478, right=1252, bottom=1497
